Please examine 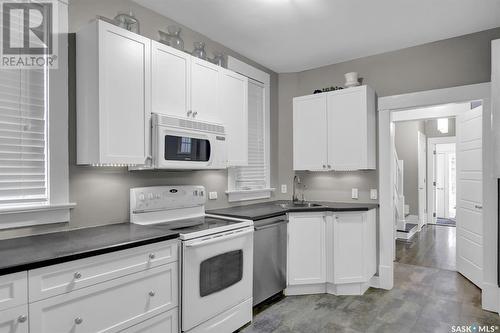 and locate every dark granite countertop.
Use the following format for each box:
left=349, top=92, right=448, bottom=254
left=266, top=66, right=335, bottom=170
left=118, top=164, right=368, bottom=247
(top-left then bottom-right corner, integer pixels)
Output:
left=0, top=223, right=179, bottom=275
left=207, top=200, right=379, bottom=220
